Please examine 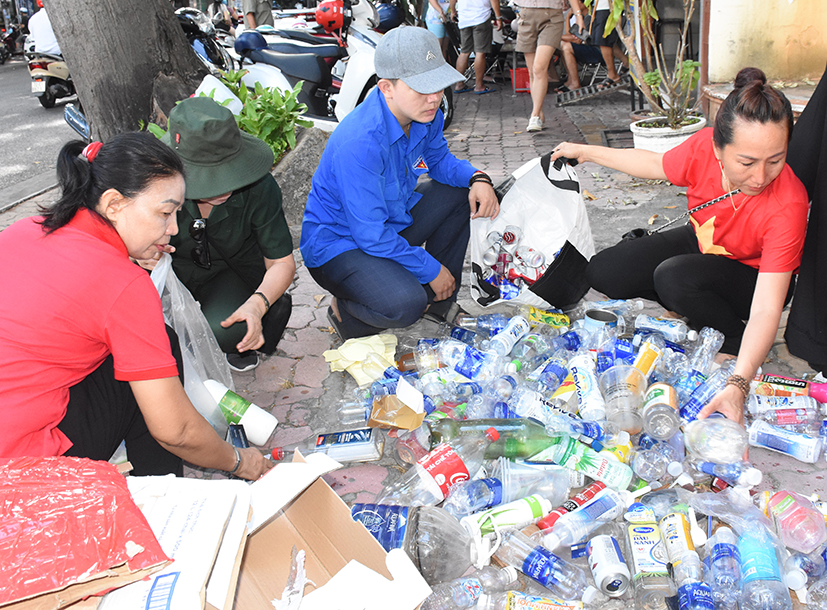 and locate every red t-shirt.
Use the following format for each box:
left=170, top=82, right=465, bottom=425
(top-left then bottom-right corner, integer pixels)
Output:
left=662, top=128, right=809, bottom=272
left=0, top=209, right=178, bottom=457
